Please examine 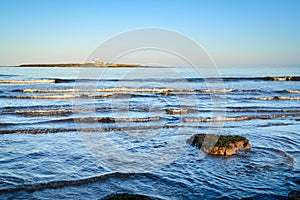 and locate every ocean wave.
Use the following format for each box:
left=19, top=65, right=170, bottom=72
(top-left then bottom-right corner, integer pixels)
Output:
left=189, top=76, right=300, bottom=82
left=0, top=75, right=296, bottom=87
left=0, top=80, right=55, bottom=84
left=183, top=113, right=300, bottom=122
left=0, top=116, right=161, bottom=126
left=0, top=74, right=18, bottom=77
left=266, top=76, right=300, bottom=81
left=199, top=89, right=234, bottom=93
left=6, top=108, right=299, bottom=118
left=21, top=88, right=236, bottom=94
left=0, top=123, right=14, bottom=127
left=12, top=76, right=299, bottom=84
left=0, top=125, right=179, bottom=134
left=15, top=109, right=74, bottom=116
left=1, top=106, right=155, bottom=115
left=3, top=106, right=300, bottom=117
left=3, top=104, right=73, bottom=111
left=221, top=76, right=300, bottom=81
left=51, top=116, right=161, bottom=123
left=5, top=93, right=114, bottom=99
left=285, top=90, right=300, bottom=94
left=54, top=75, right=298, bottom=83
left=256, top=123, right=293, bottom=127
left=253, top=96, right=300, bottom=100
left=54, top=78, right=75, bottom=83
left=0, top=172, right=136, bottom=194
left=21, top=88, right=300, bottom=95
left=230, top=109, right=300, bottom=113
left=165, top=109, right=188, bottom=115
left=22, top=88, right=181, bottom=93
left=234, top=89, right=263, bottom=93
